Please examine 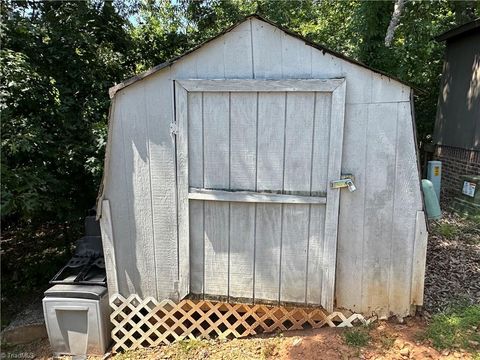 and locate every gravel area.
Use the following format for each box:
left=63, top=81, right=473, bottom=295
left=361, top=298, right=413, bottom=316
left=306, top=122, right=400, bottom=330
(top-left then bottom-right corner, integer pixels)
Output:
left=423, top=211, right=480, bottom=313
